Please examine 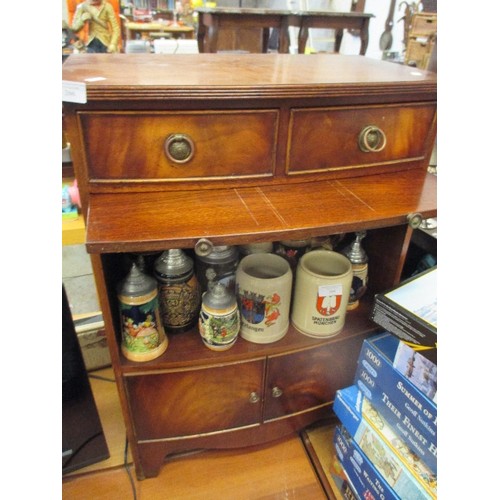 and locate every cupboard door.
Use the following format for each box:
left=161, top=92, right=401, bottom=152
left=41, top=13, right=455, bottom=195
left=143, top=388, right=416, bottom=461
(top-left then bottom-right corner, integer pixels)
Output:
left=125, top=359, right=265, bottom=440
left=263, top=335, right=366, bottom=421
